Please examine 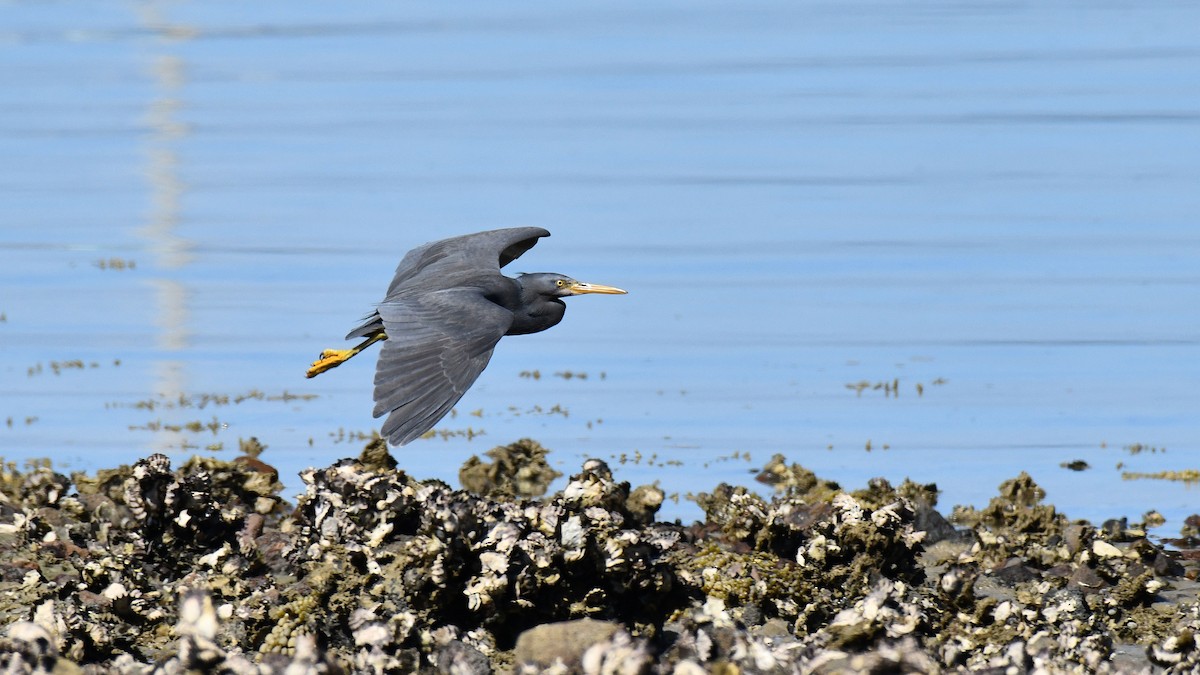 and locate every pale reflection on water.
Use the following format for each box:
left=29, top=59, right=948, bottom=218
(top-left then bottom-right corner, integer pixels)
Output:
left=1, top=1, right=1198, bottom=532
left=137, top=4, right=193, bottom=452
